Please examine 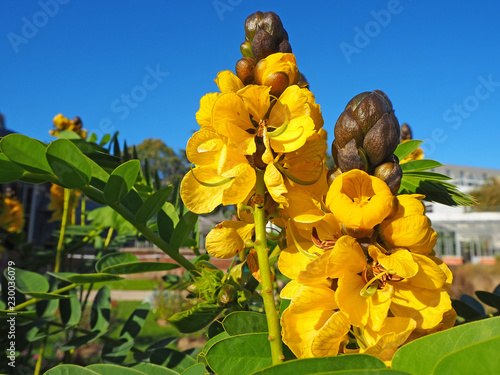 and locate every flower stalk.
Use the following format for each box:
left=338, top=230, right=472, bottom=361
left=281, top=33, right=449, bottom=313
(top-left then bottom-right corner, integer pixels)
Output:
left=253, top=168, right=284, bottom=364
left=54, top=188, right=71, bottom=272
